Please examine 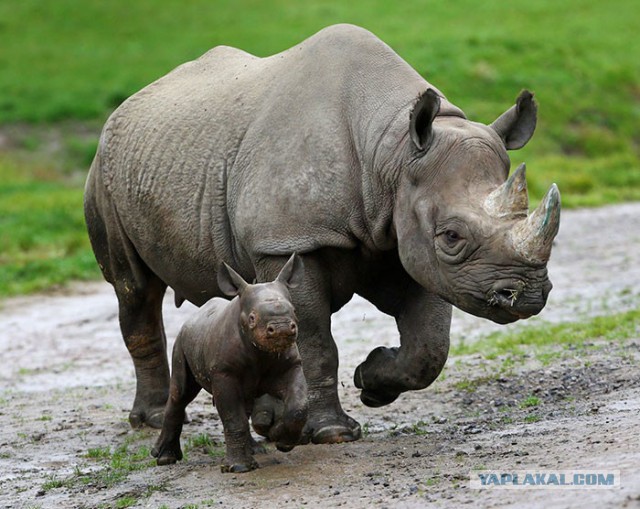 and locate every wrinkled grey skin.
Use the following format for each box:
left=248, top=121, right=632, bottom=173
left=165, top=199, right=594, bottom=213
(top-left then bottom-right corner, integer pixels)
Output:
left=84, top=24, right=560, bottom=444
left=151, top=254, right=308, bottom=473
